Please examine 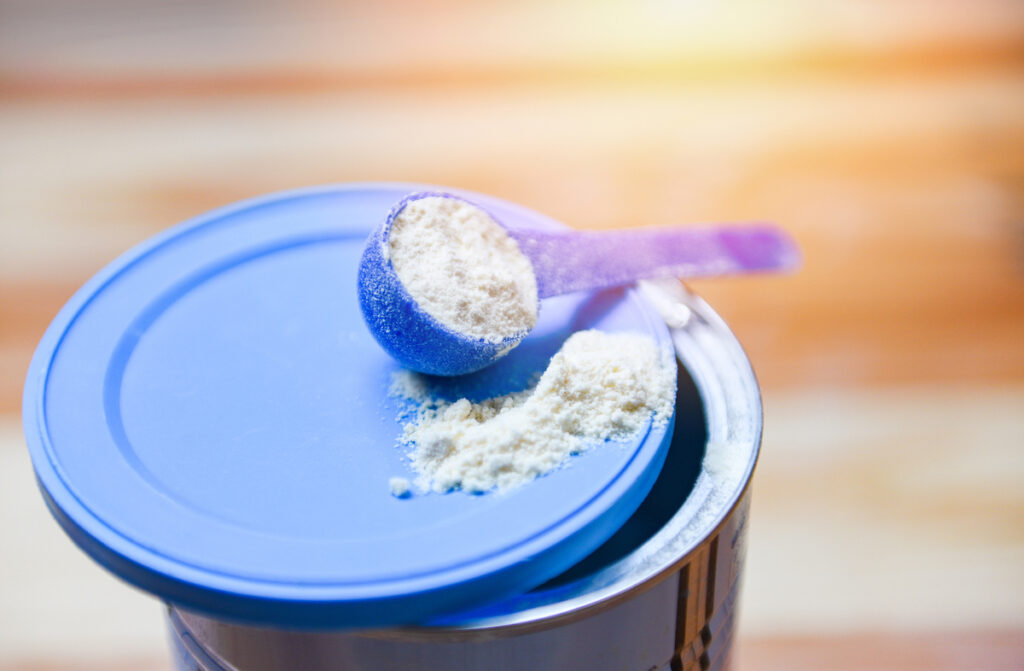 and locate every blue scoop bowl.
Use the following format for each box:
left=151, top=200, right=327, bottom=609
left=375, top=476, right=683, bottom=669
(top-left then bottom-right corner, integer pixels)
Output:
left=357, top=192, right=527, bottom=376
left=358, top=192, right=801, bottom=376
